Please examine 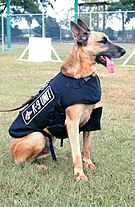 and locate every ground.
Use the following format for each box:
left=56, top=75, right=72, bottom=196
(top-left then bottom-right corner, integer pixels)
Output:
left=0, top=43, right=134, bottom=207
